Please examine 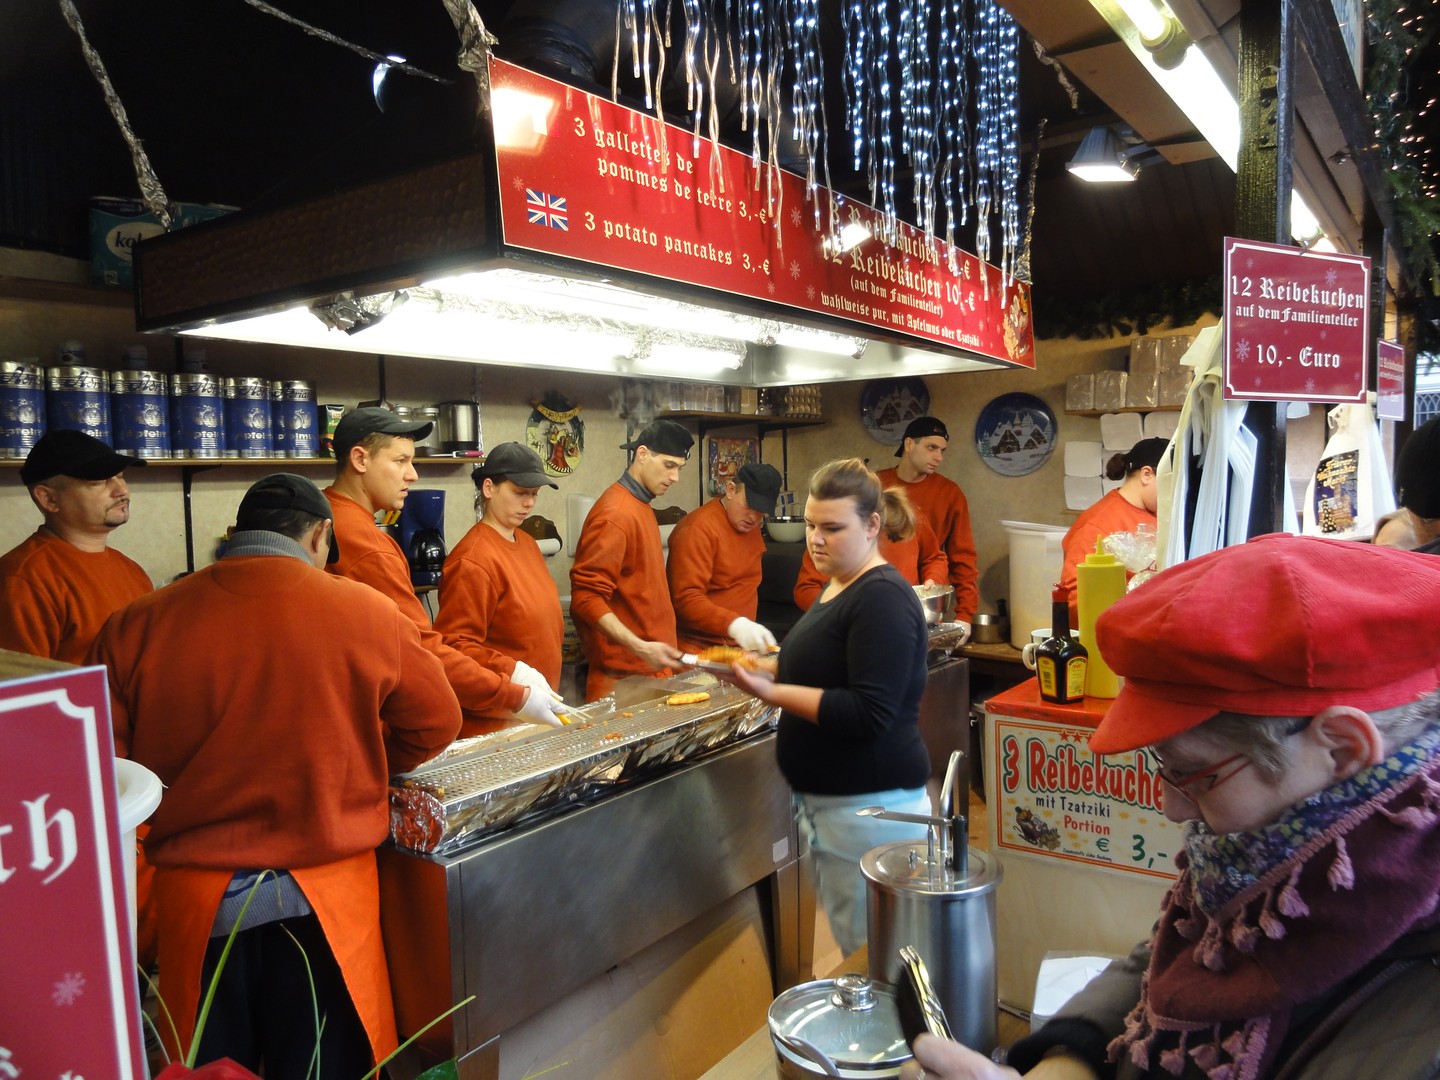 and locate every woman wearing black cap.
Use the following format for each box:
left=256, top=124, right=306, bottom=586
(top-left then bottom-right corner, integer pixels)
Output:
left=1059, top=436, right=1169, bottom=627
